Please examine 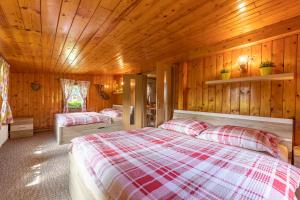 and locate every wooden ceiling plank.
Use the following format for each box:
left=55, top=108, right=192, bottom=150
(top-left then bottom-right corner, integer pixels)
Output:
left=0, top=0, right=36, bottom=71
left=109, top=0, right=300, bottom=68
left=63, top=0, right=142, bottom=73
left=97, top=0, right=283, bottom=63
left=18, top=0, right=42, bottom=71
left=48, top=0, right=81, bottom=73
left=59, top=5, right=112, bottom=73
left=40, top=0, right=63, bottom=72
left=53, top=0, right=102, bottom=72
left=73, top=0, right=262, bottom=71
left=60, top=0, right=300, bottom=73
